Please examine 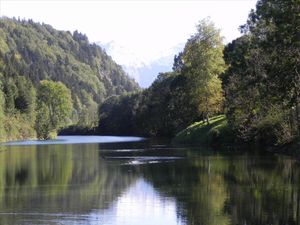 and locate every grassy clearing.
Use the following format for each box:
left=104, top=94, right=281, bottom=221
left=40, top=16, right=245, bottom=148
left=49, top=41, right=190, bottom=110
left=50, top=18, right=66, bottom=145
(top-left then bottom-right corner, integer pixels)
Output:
left=173, top=115, right=234, bottom=146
